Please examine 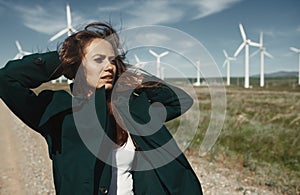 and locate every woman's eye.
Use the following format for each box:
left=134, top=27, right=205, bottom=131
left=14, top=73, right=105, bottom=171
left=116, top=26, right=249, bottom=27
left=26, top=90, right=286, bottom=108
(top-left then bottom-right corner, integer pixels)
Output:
left=94, top=58, right=103, bottom=63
